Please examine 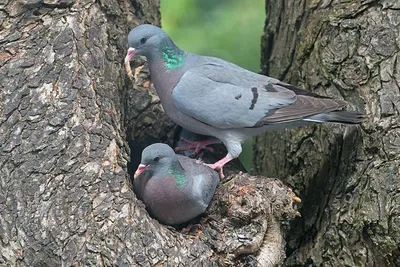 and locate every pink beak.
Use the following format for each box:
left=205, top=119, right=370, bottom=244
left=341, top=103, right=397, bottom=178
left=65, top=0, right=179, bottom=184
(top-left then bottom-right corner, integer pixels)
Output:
left=124, top=47, right=136, bottom=63
left=134, top=164, right=148, bottom=179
